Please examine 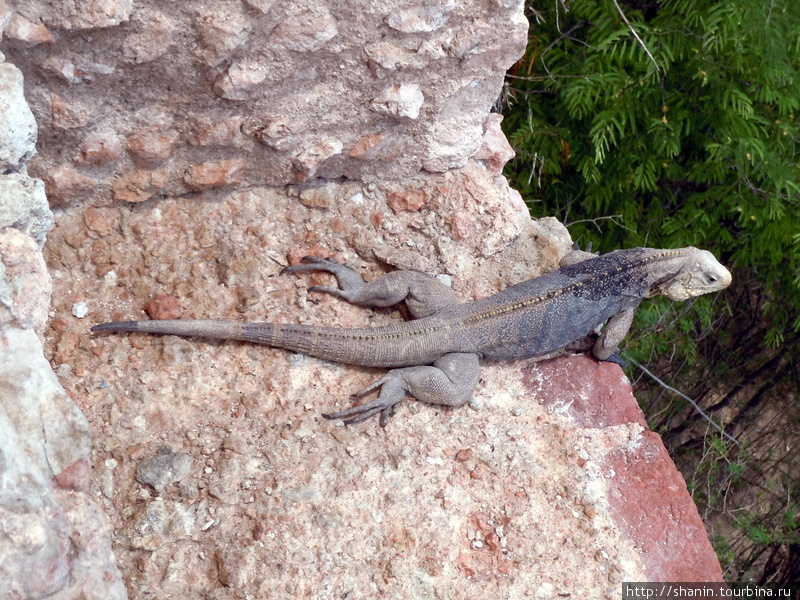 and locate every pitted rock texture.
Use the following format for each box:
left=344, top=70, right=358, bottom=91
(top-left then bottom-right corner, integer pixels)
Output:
left=0, top=60, right=37, bottom=170
left=523, top=355, right=724, bottom=582
left=0, top=51, right=125, bottom=600
left=0, top=328, right=126, bottom=600
left=1, top=0, right=528, bottom=205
